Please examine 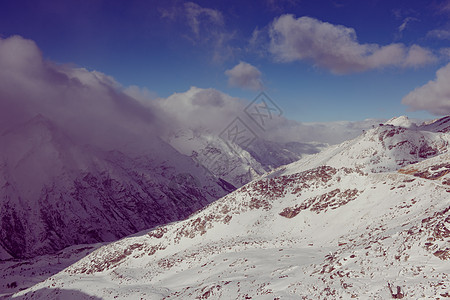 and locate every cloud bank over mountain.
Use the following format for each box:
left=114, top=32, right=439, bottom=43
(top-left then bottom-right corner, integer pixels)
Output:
left=0, top=35, right=163, bottom=153
left=0, top=35, right=384, bottom=149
